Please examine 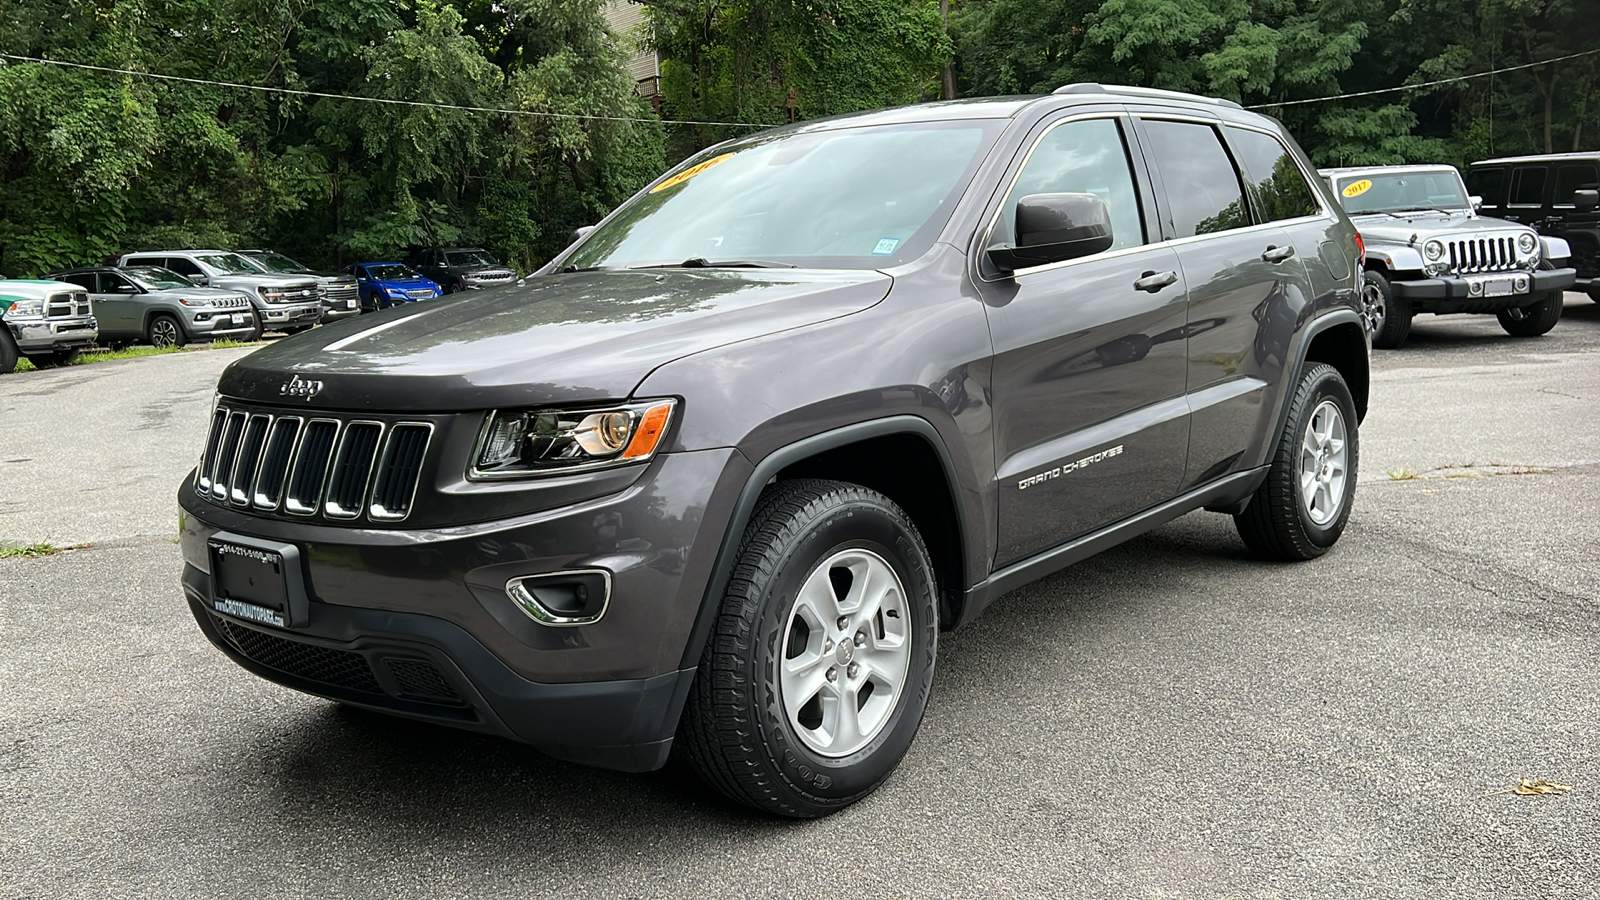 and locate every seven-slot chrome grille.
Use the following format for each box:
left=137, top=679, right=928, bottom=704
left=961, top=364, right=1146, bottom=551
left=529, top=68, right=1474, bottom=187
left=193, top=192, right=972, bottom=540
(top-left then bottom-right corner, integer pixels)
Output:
left=197, top=405, right=434, bottom=523
left=1446, top=235, right=1520, bottom=274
